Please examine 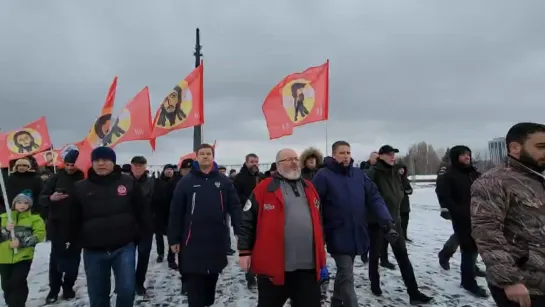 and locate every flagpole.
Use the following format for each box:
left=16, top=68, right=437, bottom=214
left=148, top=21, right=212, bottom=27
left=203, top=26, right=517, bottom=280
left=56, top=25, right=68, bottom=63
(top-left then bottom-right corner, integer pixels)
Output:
left=192, top=28, right=203, bottom=152
left=325, top=122, right=329, bottom=156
